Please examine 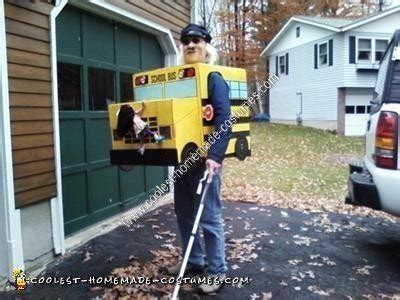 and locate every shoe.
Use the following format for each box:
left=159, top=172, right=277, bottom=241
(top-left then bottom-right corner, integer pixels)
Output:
left=154, top=133, right=165, bottom=143
left=198, top=273, right=226, bottom=294
left=166, top=262, right=205, bottom=276
left=137, top=147, right=145, bottom=155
